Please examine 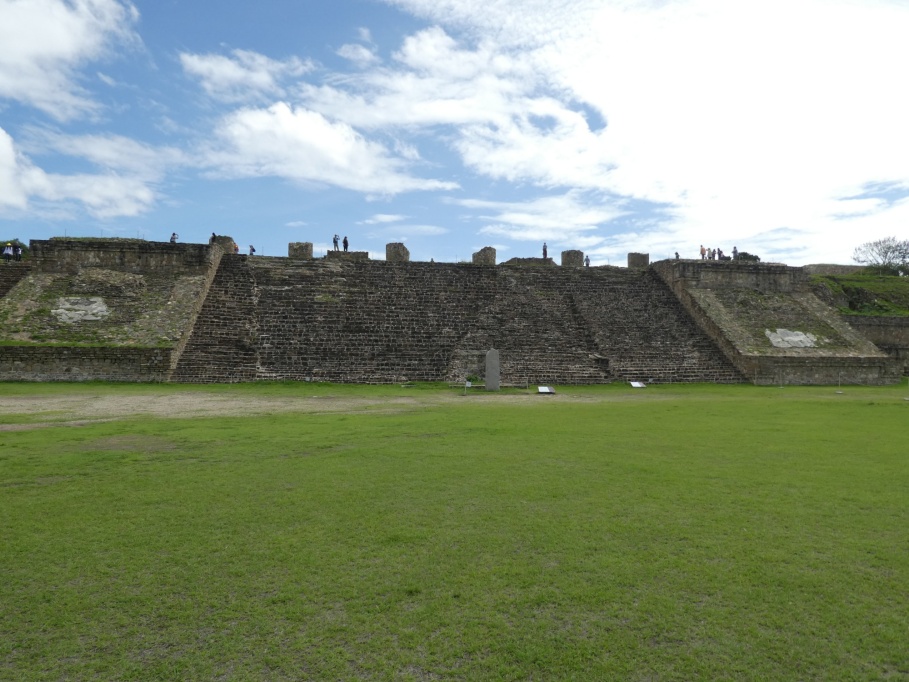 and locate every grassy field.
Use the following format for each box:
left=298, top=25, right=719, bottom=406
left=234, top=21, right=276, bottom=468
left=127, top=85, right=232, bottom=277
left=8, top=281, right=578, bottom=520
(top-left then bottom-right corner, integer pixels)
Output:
left=1, top=382, right=907, bottom=680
